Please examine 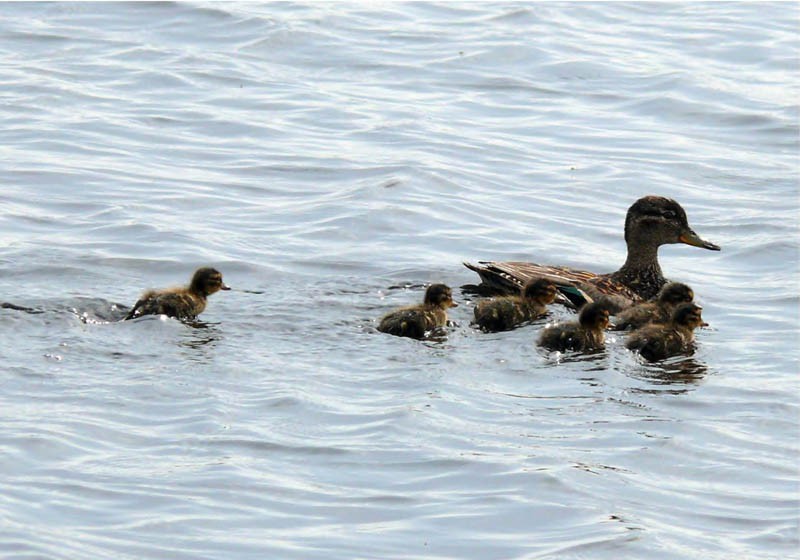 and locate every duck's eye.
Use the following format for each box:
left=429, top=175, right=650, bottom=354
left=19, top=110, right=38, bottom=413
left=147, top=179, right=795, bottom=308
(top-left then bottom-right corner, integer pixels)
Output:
left=663, top=210, right=677, bottom=219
